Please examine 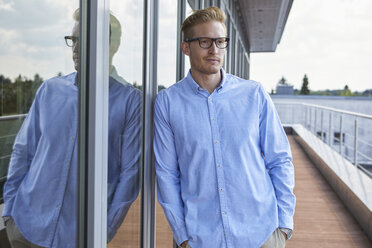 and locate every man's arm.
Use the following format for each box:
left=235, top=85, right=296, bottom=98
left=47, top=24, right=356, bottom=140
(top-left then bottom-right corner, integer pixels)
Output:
left=153, top=93, right=189, bottom=246
left=107, top=91, right=142, bottom=242
left=258, top=85, right=296, bottom=231
left=2, top=85, right=43, bottom=217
